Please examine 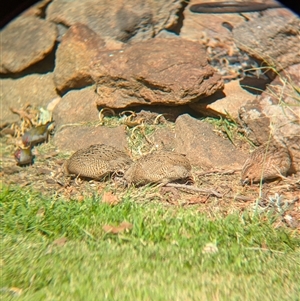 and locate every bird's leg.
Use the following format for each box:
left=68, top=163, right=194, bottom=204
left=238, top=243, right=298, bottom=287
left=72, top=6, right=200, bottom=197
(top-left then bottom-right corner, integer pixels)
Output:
left=155, top=179, right=170, bottom=188
left=74, top=175, right=82, bottom=186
